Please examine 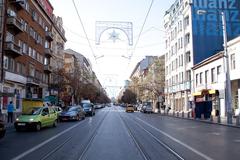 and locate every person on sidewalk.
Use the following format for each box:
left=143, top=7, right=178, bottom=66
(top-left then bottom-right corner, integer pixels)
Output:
left=7, top=101, right=14, bottom=123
